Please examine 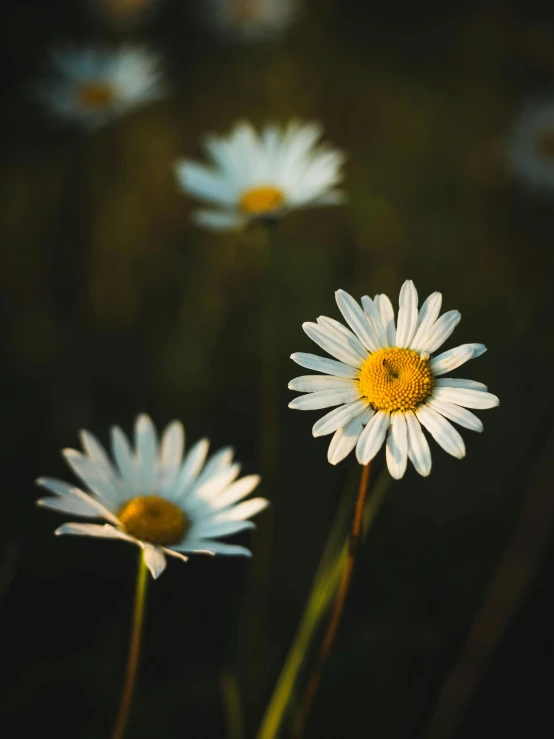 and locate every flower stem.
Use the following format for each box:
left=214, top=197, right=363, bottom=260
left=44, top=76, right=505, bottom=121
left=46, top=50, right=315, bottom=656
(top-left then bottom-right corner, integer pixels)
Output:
left=292, top=462, right=373, bottom=738
left=112, top=550, right=149, bottom=739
